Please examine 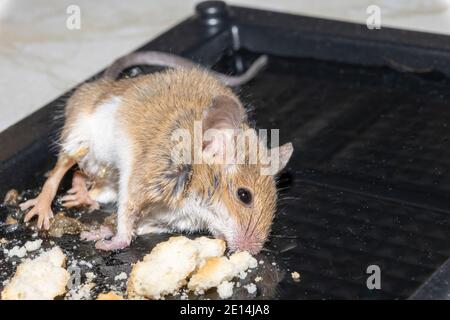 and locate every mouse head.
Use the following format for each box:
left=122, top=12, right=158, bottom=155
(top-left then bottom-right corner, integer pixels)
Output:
left=189, top=95, right=293, bottom=254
